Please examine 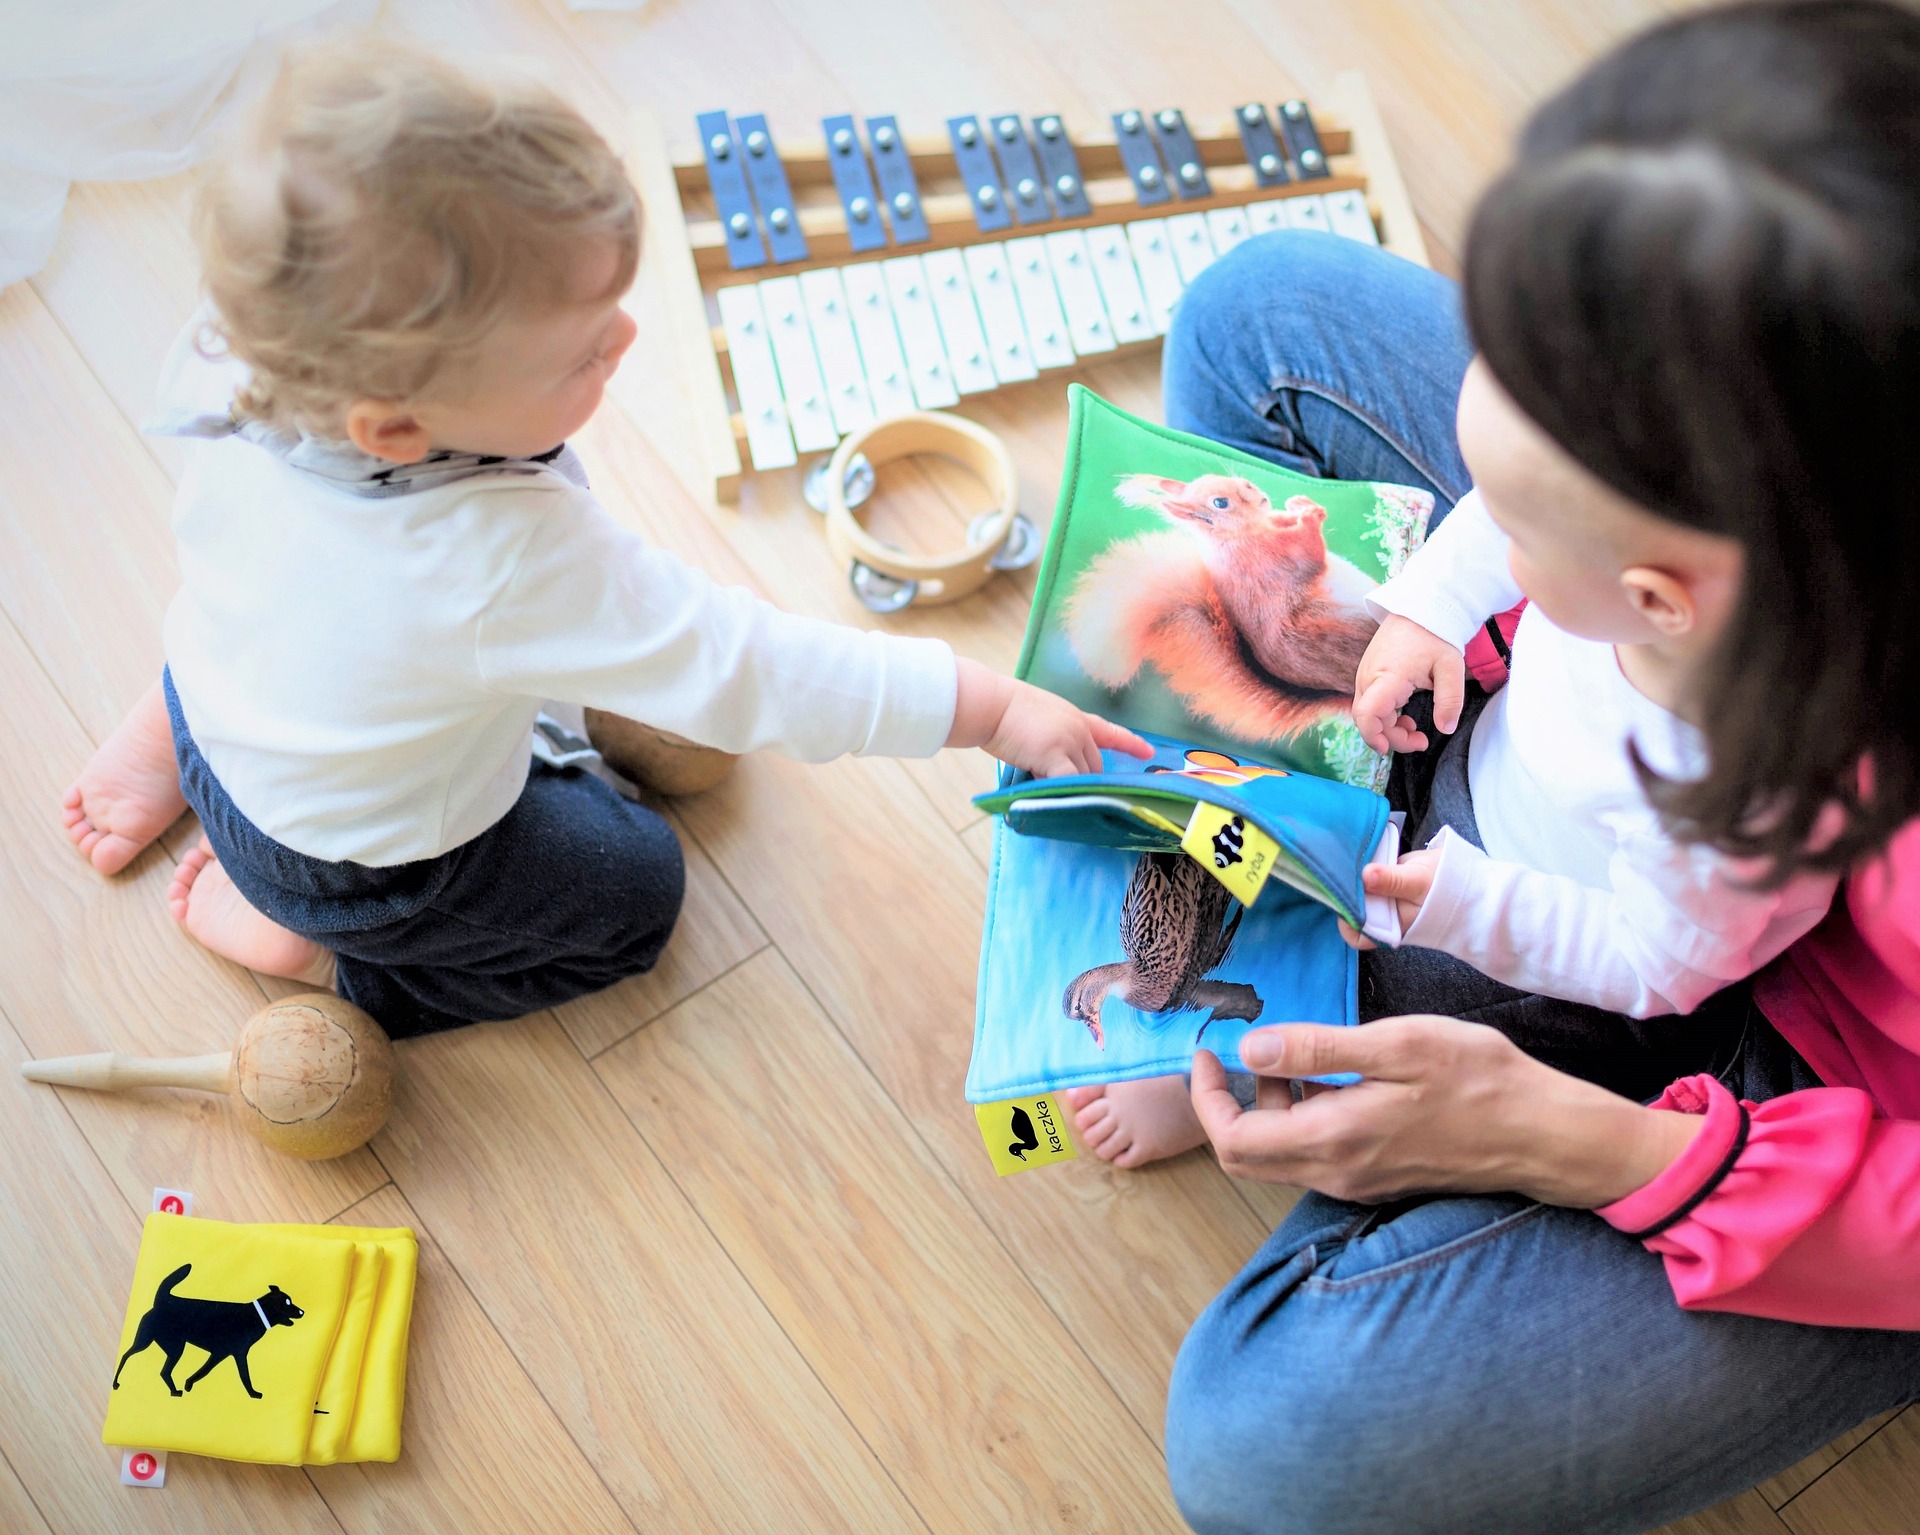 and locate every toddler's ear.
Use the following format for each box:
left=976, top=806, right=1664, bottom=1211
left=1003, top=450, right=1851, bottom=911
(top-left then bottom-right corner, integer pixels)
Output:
left=346, top=400, right=434, bottom=464
left=1620, top=565, right=1696, bottom=638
